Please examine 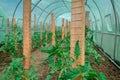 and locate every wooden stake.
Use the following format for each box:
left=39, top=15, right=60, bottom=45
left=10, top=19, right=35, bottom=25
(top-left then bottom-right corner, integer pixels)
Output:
left=40, top=22, right=42, bottom=41
left=65, top=20, right=69, bottom=37
left=34, top=14, right=36, bottom=33
left=12, top=18, right=16, bottom=26
left=70, top=0, right=85, bottom=69
left=50, top=23, right=52, bottom=32
left=46, top=22, right=48, bottom=41
left=23, top=0, right=31, bottom=70
left=6, top=18, right=9, bottom=35
left=51, top=13, right=55, bottom=45
left=62, top=18, right=65, bottom=39
left=12, top=18, right=18, bottom=56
